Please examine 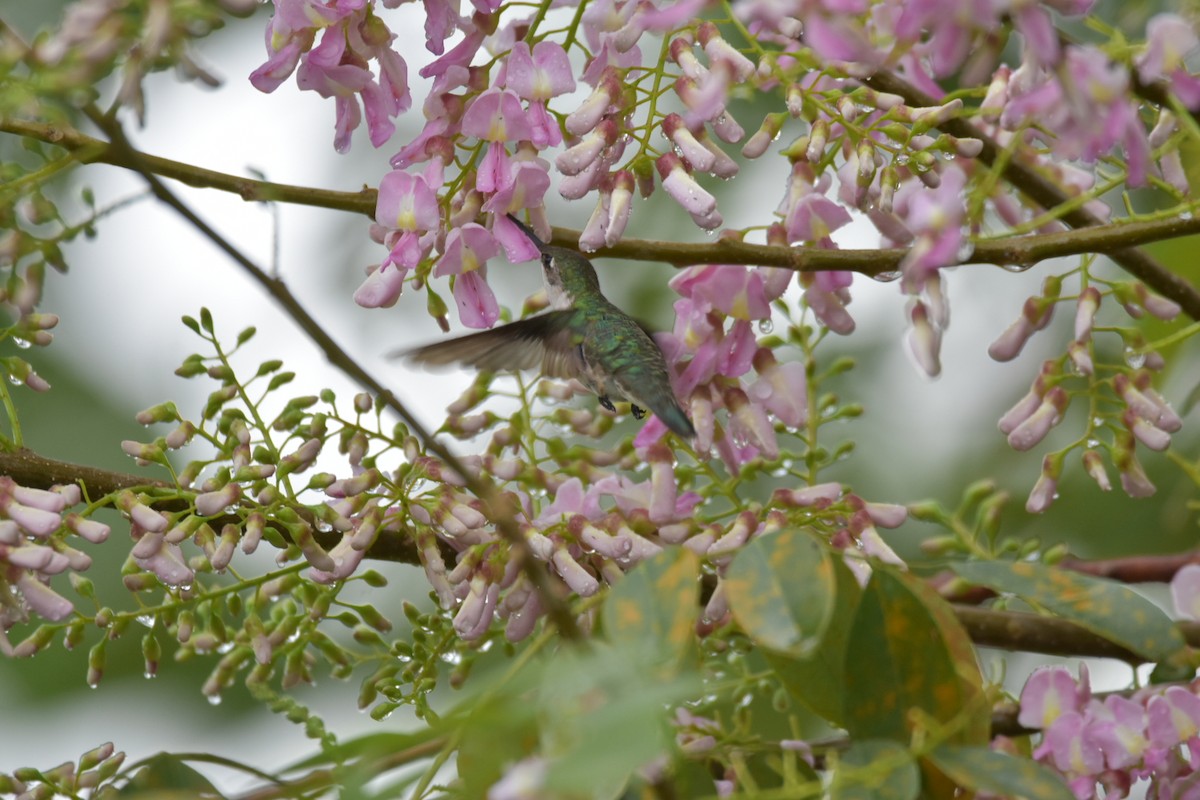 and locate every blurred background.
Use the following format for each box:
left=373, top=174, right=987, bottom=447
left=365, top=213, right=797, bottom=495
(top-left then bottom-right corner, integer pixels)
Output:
left=1, top=0, right=1197, bottom=789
